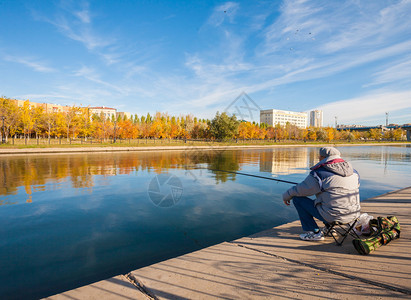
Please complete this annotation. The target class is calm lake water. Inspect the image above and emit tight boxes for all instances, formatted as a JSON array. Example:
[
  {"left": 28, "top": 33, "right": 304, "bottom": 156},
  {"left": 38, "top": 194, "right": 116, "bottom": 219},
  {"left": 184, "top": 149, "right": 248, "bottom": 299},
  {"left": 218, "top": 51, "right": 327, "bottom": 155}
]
[{"left": 1, "top": 145, "right": 410, "bottom": 299}]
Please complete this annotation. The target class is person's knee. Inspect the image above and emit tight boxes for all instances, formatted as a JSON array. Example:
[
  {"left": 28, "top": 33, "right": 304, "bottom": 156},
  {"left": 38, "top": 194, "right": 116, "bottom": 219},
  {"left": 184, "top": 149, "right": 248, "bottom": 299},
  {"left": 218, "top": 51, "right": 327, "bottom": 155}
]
[
  {"left": 292, "top": 196, "right": 311, "bottom": 208},
  {"left": 292, "top": 196, "right": 304, "bottom": 207}
]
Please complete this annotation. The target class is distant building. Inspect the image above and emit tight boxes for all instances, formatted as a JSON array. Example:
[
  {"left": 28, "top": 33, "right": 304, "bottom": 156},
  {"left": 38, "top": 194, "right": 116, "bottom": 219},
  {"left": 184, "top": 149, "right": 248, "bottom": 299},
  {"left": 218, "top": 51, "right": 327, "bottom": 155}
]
[
  {"left": 309, "top": 110, "right": 323, "bottom": 127},
  {"left": 260, "top": 109, "right": 308, "bottom": 128},
  {"left": 10, "top": 99, "right": 71, "bottom": 113},
  {"left": 88, "top": 106, "right": 117, "bottom": 119},
  {"left": 43, "top": 103, "right": 71, "bottom": 113},
  {"left": 116, "top": 111, "right": 131, "bottom": 120}
]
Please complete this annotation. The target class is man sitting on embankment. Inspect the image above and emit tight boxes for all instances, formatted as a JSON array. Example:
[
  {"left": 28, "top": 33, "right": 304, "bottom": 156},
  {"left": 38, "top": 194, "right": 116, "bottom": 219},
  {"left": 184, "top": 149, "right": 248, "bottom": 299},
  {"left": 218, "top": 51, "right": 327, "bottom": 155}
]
[{"left": 283, "top": 147, "right": 361, "bottom": 241}]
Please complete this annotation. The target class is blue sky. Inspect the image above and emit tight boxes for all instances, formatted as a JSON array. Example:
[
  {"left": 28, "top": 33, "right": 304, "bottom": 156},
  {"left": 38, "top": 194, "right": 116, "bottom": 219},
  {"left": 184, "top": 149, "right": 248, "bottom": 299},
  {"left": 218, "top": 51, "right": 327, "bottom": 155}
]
[{"left": 1, "top": 0, "right": 410, "bottom": 126}]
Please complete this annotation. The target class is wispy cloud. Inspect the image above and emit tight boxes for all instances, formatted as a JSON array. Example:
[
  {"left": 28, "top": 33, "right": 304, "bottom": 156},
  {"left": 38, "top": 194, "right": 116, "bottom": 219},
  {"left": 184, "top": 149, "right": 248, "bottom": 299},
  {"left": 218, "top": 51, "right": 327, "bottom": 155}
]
[
  {"left": 17, "top": 0, "right": 411, "bottom": 124},
  {"left": 207, "top": 2, "right": 239, "bottom": 27},
  {"left": 18, "top": 93, "right": 74, "bottom": 101},
  {"left": 73, "top": 66, "right": 126, "bottom": 94},
  {"left": 367, "top": 56, "right": 411, "bottom": 86},
  {"left": 317, "top": 90, "right": 411, "bottom": 125},
  {"left": 73, "top": 2, "right": 91, "bottom": 24},
  {"left": 173, "top": 0, "right": 411, "bottom": 120},
  {"left": 3, "top": 55, "right": 55, "bottom": 73},
  {"left": 51, "top": 14, "right": 113, "bottom": 50},
  {"left": 32, "top": 1, "right": 113, "bottom": 51}
]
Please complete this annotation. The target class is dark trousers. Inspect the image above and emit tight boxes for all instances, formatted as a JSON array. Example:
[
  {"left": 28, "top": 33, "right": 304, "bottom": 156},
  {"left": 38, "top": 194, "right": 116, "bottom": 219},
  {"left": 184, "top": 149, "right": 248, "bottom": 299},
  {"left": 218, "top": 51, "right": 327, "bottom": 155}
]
[{"left": 293, "top": 196, "right": 327, "bottom": 232}]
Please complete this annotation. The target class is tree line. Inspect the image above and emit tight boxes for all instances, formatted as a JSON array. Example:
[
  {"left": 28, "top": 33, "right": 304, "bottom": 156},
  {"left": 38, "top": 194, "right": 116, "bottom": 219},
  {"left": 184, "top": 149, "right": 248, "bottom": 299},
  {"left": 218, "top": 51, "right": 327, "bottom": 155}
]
[{"left": 0, "top": 97, "right": 406, "bottom": 143}]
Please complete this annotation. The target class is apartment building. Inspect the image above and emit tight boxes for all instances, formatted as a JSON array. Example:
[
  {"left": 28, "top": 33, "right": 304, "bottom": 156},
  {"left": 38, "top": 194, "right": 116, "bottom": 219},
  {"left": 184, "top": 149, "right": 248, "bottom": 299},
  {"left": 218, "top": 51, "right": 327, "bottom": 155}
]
[
  {"left": 309, "top": 110, "right": 323, "bottom": 127},
  {"left": 116, "top": 111, "right": 131, "bottom": 120},
  {"left": 7, "top": 99, "right": 130, "bottom": 119},
  {"left": 10, "top": 99, "right": 71, "bottom": 113},
  {"left": 260, "top": 109, "right": 308, "bottom": 128},
  {"left": 88, "top": 106, "right": 117, "bottom": 119}
]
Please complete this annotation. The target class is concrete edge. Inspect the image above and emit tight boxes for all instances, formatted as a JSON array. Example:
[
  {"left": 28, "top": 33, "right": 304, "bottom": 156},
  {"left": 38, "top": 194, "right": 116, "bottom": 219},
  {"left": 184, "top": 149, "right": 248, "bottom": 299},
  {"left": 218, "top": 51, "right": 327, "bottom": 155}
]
[
  {"left": 362, "top": 185, "right": 411, "bottom": 201},
  {"left": 1, "top": 142, "right": 409, "bottom": 155}
]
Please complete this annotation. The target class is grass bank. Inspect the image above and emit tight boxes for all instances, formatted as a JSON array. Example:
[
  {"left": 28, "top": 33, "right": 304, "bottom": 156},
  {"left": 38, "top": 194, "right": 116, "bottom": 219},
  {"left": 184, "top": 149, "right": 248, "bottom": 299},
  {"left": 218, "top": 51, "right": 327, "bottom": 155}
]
[
  {"left": 0, "top": 138, "right": 409, "bottom": 149},
  {"left": 0, "top": 140, "right": 409, "bottom": 155}
]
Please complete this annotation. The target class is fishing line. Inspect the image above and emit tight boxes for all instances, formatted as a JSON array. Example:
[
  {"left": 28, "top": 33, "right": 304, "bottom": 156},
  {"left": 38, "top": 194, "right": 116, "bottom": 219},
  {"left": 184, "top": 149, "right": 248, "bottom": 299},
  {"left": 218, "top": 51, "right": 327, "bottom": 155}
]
[{"left": 193, "top": 167, "right": 298, "bottom": 185}]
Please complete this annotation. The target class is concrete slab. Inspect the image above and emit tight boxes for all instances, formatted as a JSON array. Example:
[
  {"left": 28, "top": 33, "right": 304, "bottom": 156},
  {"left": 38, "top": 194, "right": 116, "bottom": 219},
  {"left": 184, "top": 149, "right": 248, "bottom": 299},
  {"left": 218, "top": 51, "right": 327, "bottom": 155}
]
[
  {"left": 131, "top": 241, "right": 407, "bottom": 299},
  {"left": 44, "top": 275, "right": 147, "bottom": 300},
  {"left": 129, "top": 187, "right": 411, "bottom": 299},
  {"left": 234, "top": 187, "right": 411, "bottom": 294}
]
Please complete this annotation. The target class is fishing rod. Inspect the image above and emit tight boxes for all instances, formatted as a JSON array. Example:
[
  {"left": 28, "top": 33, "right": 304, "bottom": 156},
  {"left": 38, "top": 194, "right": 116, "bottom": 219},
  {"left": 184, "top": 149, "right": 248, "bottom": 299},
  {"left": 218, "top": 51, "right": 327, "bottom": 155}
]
[{"left": 194, "top": 167, "right": 298, "bottom": 185}]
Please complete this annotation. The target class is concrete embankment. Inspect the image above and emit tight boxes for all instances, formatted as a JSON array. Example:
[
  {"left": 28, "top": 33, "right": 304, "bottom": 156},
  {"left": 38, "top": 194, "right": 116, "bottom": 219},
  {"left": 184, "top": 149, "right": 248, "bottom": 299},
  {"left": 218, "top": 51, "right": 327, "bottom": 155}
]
[
  {"left": 1, "top": 142, "right": 409, "bottom": 155},
  {"left": 46, "top": 187, "right": 411, "bottom": 299}
]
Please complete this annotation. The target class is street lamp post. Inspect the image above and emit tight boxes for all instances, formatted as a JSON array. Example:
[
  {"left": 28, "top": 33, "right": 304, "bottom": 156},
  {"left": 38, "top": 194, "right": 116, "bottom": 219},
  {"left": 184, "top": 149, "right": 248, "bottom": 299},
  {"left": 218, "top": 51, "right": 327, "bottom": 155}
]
[{"left": 1, "top": 116, "right": 5, "bottom": 144}]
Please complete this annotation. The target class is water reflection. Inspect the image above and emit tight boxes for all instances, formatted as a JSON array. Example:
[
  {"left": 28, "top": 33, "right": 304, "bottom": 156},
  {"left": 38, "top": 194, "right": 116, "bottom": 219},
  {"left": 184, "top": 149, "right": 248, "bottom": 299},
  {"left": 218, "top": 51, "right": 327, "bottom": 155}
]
[
  {"left": 1, "top": 146, "right": 411, "bottom": 206},
  {"left": 0, "top": 151, "right": 243, "bottom": 205},
  {"left": 0, "top": 146, "right": 410, "bottom": 299},
  {"left": 259, "top": 148, "right": 309, "bottom": 174}
]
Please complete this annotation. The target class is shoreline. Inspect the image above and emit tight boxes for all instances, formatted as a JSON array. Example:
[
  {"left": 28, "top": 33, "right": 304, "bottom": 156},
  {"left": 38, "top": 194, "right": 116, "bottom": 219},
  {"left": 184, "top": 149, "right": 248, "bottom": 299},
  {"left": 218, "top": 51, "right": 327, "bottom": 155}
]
[{"left": 0, "top": 142, "right": 409, "bottom": 155}]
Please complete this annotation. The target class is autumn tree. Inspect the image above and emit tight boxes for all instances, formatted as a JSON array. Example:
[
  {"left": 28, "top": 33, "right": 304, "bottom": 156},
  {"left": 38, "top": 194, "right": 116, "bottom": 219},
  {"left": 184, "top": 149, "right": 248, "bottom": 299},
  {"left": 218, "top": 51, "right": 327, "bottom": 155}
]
[
  {"left": 325, "top": 127, "right": 336, "bottom": 142},
  {"left": 31, "top": 106, "right": 44, "bottom": 140},
  {"left": 368, "top": 128, "right": 382, "bottom": 141},
  {"left": 20, "top": 100, "right": 34, "bottom": 141},
  {"left": 65, "top": 106, "right": 82, "bottom": 140},
  {"left": 42, "top": 111, "right": 57, "bottom": 142},
  {"left": 0, "top": 97, "right": 19, "bottom": 141}
]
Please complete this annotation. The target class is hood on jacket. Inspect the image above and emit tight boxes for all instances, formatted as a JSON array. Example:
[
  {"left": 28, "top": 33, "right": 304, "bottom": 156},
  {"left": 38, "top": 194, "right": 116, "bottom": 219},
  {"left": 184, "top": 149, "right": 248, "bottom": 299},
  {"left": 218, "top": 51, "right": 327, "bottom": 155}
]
[
  {"left": 311, "top": 155, "right": 354, "bottom": 177},
  {"left": 322, "top": 160, "right": 354, "bottom": 177}
]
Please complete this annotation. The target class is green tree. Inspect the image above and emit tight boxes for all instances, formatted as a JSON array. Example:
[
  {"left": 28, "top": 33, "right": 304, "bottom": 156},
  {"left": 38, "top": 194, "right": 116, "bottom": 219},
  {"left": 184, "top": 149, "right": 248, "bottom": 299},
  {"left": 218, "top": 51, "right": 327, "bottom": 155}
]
[
  {"left": 209, "top": 112, "right": 240, "bottom": 140},
  {"left": 316, "top": 128, "right": 327, "bottom": 141}
]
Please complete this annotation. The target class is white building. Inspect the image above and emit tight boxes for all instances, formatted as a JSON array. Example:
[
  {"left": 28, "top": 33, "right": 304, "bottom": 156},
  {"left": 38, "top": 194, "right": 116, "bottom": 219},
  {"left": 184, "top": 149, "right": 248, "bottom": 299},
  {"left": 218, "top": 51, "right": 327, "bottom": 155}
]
[
  {"left": 116, "top": 111, "right": 132, "bottom": 120},
  {"left": 260, "top": 109, "right": 308, "bottom": 128},
  {"left": 310, "top": 110, "right": 323, "bottom": 127},
  {"left": 88, "top": 106, "right": 117, "bottom": 119}
]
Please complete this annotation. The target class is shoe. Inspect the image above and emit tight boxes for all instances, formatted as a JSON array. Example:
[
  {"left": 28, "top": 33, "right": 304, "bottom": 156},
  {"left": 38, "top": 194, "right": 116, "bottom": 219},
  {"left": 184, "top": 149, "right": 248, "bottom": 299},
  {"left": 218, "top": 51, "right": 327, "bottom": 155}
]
[{"left": 300, "top": 231, "right": 325, "bottom": 241}]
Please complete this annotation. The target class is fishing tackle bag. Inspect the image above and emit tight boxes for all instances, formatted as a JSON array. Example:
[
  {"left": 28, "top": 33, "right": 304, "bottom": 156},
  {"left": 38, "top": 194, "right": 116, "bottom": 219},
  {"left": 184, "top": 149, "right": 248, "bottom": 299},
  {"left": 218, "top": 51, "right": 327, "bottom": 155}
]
[{"left": 352, "top": 216, "right": 400, "bottom": 255}]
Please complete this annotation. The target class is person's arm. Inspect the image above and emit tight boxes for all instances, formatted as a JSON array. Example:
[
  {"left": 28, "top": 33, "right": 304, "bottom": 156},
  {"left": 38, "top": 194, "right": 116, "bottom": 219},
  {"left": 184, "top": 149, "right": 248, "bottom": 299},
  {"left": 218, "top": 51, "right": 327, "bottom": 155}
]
[{"left": 282, "top": 174, "right": 321, "bottom": 206}]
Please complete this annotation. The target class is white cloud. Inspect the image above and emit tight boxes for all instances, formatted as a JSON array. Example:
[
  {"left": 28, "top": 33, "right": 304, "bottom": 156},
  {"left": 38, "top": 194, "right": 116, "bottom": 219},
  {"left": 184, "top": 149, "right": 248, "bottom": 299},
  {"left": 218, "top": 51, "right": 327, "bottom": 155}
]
[
  {"left": 207, "top": 2, "right": 239, "bottom": 27},
  {"left": 74, "top": 3, "right": 91, "bottom": 24},
  {"left": 367, "top": 57, "right": 411, "bottom": 86},
  {"left": 3, "top": 55, "right": 55, "bottom": 73},
  {"left": 316, "top": 90, "right": 411, "bottom": 125},
  {"left": 51, "top": 15, "right": 113, "bottom": 50},
  {"left": 73, "top": 66, "right": 126, "bottom": 94},
  {"left": 20, "top": 0, "right": 411, "bottom": 123},
  {"left": 169, "top": 0, "right": 411, "bottom": 121},
  {"left": 32, "top": 2, "right": 114, "bottom": 51}
]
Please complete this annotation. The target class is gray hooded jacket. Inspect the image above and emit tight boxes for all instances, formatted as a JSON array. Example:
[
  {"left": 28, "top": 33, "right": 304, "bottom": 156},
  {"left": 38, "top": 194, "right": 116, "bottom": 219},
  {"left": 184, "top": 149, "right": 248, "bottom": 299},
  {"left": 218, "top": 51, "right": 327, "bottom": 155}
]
[{"left": 283, "top": 154, "right": 361, "bottom": 223}]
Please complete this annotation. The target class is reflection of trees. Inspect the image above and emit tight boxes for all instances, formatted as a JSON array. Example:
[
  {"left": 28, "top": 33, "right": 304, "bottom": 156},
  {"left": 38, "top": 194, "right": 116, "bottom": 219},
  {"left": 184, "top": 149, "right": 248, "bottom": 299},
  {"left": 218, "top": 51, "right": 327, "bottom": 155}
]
[
  {"left": 2, "top": 147, "right": 406, "bottom": 206},
  {"left": 6, "top": 147, "right": 372, "bottom": 203},
  {"left": 208, "top": 152, "right": 240, "bottom": 183},
  {"left": 0, "top": 149, "right": 254, "bottom": 204}
]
